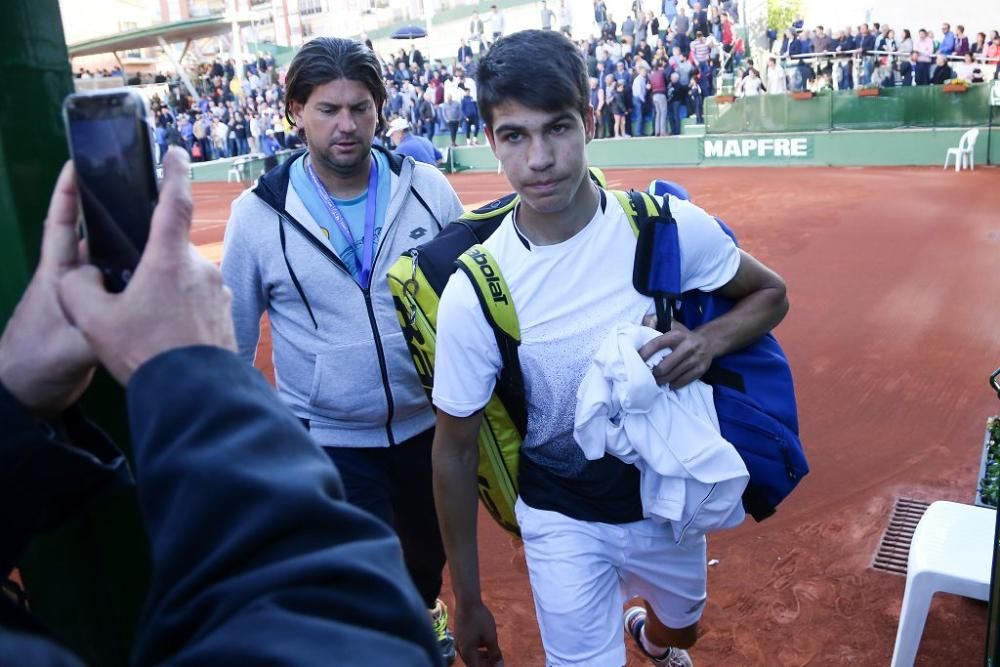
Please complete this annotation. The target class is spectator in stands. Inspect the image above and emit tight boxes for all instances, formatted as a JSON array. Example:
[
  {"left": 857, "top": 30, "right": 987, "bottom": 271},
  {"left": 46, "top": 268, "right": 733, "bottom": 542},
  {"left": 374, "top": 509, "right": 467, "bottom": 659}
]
[
  {"left": 603, "top": 12, "right": 618, "bottom": 40},
  {"left": 707, "top": 5, "right": 721, "bottom": 41},
  {"left": 872, "top": 24, "right": 886, "bottom": 52},
  {"left": 460, "top": 85, "right": 480, "bottom": 145},
  {"left": 469, "top": 10, "right": 485, "bottom": 53},
  {"left": 603, "top": 73, "right": 617, "bottom": 137},
  {"left": 594, "top": 0, "right": 608, "bottom": 26},
  {"left": 737, "top": 66, "right": 765, "bottom": 96},
  {"left": 896, "top": 28, "right": 914, "bottom": 80},
  {"left": 672, "top": 5, "right": 689, "bottom": 43},
  {"left": 260, "top": 128, "right": 280, "bottom": 172},
  {"left": 612, "top": 80, "right": 628, "bottom": 137},
  {"left": 971, "top": 32, "right": 987, "bottom": 59},
  {"left": 766, "top": 56, "right": 787, "bottom": 94},
  {"left": 696, "top": 58, "right": 715, "bottom": 103},
  {"left": 212, "top": 117, "right": 230, "bottom": 159},
  {"left": 954, "top": 53, "right": 977, "bottom": 80},
  {"left": 914, "top": 29, "right": 934, "bottom": 85},
  {"left": 858, "top": 23, "right": 876, "bottom": 85},
  {"left": 631, "top": 62, "right": 650, "bottom": 137},
  {"left": 882, "top": 29, "right": 897, "bottom": 55},
  {"left": 931, "top": 54, "right": 954, "bottom": 84},
  {"left": 540, "top": 0, "right": 555, "bottom": 30},
  {"left": 986, "top": 34, "right": 1000, "bottom": 63},
  {"left": 939, "top": 23, "right": 956, "bottom": 56},
  {"left": 442, "top": 93, "right": 462, "bottom": 147},
  {"left": 812, "top": 25, "right": 831, "bottom": 53},
  {"left": 636, "top": 37, "right": 654, "bottom": 64},
  {"left": 666, "top": 70, "right": 686, "bottom": 135},
  {"left": 692, "top": 2, "right": 709, "bottom": 40},
  {"left": 387, "top": 83, "right": 404, "bottom": 117},
  {"left": 688, "top": 69, "right": 704, "bottom": 124},
  {"left": 414, "top": 86, "right": 436, "bottom": 141},
  {"left": 488, "top": 4, "right": 505, "bottom": 45},
  {"left": 647, "top": 10, "right": 661, "bottom": 44},
  {"left": 778, "top": 27, "right": 793, "bottom": 58},
  {"left": 662, "top": 0, "right": 676, "bottom": 26},
  {"left": 721, "top": 11, "right": 737, "bottom": 71},
  {"left": 691, "top": 31, "right": 711, "bottom": 65},
  {"left": 232, "top": 111, "right": 250, "bottom": 155},
  {"left": 192, "top": 114, "right": 210, "bottom": 161},
  {"left": 457, "top": 38, "right": 473, "bottom": 63},
  {"left": 559, "top": 0, "right": 573, "bottom": 36},
  {"left": 635, "top": 9, "right": 649, "bottom": 44},
  {"left": 248, "top": 112, "right": 262, "bottom": 153},
  {"left": 409, "top": 44, "right": 425, "bottom": 71},
  {"left": 901, "top": 51, "right": 919, "bottom": 86},
  {"left": 788, "top": 29, "right": 811, "bottom": 90},
  {"left": 954, "top": 26, "right": 970, "bottom": 56},
  {"left": 649, "top": 61, "right": 668, "bottom": 136},
  {"left": 622, "top": 12, "right": 636, "bottom": 47},
  {"left": 179, "top": 114, "right": 194, "bottom": 151},
  {"left": 387, "top": 117, "right": 441, "bottom": 166}
]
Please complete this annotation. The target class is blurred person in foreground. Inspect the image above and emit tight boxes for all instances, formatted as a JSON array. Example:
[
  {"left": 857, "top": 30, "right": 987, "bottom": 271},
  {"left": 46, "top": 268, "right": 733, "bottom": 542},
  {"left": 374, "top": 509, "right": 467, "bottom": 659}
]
[{"left": 0, "top": 148, "right": 442, "bottom": 666}]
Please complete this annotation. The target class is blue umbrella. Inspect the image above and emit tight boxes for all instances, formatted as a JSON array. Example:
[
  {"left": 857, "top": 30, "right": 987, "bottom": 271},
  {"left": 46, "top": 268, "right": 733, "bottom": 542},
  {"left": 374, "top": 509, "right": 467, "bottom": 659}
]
[{"left": 391, "top": 25, "right": 427, "bottom": 39}]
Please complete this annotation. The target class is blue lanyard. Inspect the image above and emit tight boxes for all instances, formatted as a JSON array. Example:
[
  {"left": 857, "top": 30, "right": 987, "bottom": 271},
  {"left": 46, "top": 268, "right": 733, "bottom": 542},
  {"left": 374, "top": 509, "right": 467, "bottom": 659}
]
[{"left": 305, "top": 157, "right": 379, "bottom": 289}]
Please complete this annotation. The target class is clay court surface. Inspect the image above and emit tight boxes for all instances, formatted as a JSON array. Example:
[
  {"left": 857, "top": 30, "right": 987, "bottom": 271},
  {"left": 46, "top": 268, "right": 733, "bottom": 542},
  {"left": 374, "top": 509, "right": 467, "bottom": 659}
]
[{"left": 193, "top": 165, "right": 1000, "bottom": 666}]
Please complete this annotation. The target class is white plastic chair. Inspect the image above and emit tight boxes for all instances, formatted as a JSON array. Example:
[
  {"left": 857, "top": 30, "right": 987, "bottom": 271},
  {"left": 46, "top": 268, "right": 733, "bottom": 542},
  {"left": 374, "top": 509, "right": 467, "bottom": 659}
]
[
  {"left": 227, "top": 156, "right": 250, "bottom": 183},
  {"left": 943, "top": 128, "right": 979, "bottom": 172},
  {"left": 889, "top": 500, "right": 995, "bottom": 667}
]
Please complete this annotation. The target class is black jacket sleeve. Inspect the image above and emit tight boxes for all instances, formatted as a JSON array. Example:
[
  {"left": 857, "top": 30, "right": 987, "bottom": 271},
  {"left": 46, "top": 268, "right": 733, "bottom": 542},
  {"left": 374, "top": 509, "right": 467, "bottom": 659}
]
[
  {"left": 127, "top": 346, "right": 441, "bottom": 667},
  {"left": 0, "top": 382, "right": 130, "bottom": 578}
]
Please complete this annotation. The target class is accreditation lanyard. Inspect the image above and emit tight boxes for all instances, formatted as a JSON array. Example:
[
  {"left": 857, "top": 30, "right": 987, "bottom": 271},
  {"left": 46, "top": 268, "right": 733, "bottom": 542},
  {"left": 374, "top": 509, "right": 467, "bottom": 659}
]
[{"left": 305, "top": 157, "right": 379, "bottom": 289}]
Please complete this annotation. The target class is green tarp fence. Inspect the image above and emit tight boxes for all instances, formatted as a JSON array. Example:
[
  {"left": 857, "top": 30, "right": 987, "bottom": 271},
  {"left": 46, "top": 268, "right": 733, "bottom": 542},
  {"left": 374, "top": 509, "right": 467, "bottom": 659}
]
[{"left": 706, "top": 83, "right": 992, "bottom": 134}]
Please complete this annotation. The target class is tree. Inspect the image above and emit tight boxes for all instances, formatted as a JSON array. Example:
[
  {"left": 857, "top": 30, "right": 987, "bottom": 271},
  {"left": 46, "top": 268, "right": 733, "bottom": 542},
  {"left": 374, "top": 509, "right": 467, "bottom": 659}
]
[{"left": 766, "top": 0, "right": 801, "bottom": 32}]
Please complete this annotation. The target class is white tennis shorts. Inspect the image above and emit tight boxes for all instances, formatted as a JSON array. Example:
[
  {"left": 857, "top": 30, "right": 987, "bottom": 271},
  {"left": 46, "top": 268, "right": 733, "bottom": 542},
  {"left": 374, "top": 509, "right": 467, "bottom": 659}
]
[{"left": 514, "top": 498, "right": 707, "bottom": 667}]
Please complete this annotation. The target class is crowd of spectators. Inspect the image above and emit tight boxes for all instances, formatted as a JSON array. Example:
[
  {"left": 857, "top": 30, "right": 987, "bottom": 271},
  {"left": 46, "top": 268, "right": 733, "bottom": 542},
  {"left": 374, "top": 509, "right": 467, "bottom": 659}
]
[
  {"left": 77, "top": 52, "right": 300, "bottom": 166},
  {"left": 74, "top": 5, "right": 1000, "bottom": 163},
  {"left": 377, "top": 0, "right": 748, "bottom": 145},
  {"left": 761, "top": 18, "right": 1000, "bottom": 95}
]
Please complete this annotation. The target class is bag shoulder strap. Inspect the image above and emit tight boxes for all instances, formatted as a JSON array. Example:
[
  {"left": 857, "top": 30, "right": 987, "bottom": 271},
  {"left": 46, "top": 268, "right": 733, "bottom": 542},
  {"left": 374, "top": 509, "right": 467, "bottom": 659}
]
[
  {"left": 614, "top": 189, "right": 683, "bottom": 332},
  {"left": 461, "top": 192, "right": 519, "bottom": 222},
  {"left": 455, "top": 244, "right": 527, "bottom": 432}
]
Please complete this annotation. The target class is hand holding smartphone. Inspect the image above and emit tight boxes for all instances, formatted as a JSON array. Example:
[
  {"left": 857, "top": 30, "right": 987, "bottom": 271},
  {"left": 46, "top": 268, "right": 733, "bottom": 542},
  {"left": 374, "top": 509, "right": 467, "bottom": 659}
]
[{"left": 63, "top": 89, "right": 159, "bottom": 292}]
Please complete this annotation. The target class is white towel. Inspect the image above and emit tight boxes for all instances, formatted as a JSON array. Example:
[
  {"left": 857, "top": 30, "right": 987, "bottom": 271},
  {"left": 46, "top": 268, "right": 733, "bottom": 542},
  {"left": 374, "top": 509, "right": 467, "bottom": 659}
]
[{"left": 574, "top": 324, "right": 748, "bottom": 542}]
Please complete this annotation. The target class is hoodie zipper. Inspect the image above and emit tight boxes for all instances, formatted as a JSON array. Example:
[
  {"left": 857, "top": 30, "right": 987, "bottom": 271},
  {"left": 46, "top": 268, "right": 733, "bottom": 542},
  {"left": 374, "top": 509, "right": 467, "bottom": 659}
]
[{"left": 260, "top": 199, "right": 398, "bottom": 445}]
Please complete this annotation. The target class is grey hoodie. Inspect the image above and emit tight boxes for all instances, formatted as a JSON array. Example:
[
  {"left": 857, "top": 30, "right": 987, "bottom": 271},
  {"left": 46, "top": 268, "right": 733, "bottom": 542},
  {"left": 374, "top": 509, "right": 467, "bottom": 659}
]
[{"left": 222, "top": 146, "right": 464, "bottom": 447}]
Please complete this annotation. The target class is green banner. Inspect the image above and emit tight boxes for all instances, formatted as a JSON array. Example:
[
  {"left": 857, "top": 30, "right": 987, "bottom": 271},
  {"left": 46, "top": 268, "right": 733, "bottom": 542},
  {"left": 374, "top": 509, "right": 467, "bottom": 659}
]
[{"left": 701, "top": 135, "right": 814, "bottom": 161}]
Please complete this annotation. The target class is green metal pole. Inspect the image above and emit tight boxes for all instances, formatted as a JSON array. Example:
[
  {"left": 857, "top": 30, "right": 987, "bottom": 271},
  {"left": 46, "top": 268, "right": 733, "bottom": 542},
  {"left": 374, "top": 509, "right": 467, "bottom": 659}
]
[{"left": 2, "top": 3, "right": 150, "bottom": 665}]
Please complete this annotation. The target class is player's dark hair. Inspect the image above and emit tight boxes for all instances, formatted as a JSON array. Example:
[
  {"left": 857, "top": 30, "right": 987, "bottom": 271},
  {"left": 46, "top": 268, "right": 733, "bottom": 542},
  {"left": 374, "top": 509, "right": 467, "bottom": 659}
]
[
  {"left": 284, "top": 37, "right": 387, "bottom": 134},
  {"left": 476, "top": 30, "right": 589, "bottom": 129}
]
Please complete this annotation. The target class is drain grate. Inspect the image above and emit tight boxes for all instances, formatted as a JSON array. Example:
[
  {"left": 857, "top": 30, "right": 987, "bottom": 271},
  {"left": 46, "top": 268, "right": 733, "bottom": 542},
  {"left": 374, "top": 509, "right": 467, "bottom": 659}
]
[{"left": 872, "top": 498, "right": 931, "bottom": 575}]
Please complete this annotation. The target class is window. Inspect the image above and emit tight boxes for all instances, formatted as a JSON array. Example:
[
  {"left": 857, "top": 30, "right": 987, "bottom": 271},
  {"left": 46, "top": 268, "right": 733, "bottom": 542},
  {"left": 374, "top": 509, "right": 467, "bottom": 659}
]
[
  {"left": 120, "top": 21, "right": 141, "bottom": 57},
  {"left": 187, "top": 0, "right": 225, "bottom": 17},
  {"left": 299, "top": 0, "right": 323, "bottom": 16}
]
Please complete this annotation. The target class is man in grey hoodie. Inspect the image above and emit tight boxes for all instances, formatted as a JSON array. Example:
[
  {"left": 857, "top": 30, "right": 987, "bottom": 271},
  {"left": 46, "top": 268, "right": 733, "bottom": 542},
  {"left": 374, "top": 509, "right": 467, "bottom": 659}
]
[{"left": 221, "top": 37, "right": 464, "bottom": 665}]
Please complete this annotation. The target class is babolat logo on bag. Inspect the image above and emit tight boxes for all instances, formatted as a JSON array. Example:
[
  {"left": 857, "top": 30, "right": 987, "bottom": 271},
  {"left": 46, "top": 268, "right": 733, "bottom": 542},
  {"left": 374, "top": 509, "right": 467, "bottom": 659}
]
[{"left": 466, "top": 247, "right": 509, "bottom": 305}]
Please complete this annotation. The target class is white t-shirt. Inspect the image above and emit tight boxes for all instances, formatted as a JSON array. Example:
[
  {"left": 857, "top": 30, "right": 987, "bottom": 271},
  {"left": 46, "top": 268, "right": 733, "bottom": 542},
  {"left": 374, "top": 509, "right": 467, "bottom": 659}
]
[{"left": 433, "top": 191, "right": 740, "bottom": 478}]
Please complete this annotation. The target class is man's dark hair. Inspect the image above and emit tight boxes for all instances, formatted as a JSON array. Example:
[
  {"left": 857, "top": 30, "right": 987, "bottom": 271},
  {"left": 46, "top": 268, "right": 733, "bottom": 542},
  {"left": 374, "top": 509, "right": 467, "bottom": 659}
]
[
  {"left": 476, "top": 30, "right": 589, "bottom": 129},
  {"left": 284, "top": 37, "right": 387, "bottom": 133}
]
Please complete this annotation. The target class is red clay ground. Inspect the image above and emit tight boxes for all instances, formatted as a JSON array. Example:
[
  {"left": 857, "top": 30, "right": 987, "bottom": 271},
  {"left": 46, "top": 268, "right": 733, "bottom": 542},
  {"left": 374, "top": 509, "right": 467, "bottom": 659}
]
[{"left": 193, "top": 166, "right": 1000, "bottom": 666}]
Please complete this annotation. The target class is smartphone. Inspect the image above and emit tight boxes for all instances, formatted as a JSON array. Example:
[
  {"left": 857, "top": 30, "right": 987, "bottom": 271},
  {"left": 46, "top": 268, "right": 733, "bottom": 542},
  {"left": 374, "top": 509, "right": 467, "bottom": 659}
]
[{"left": 63, "top": 89, "right": 158, "bottom": 292}]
